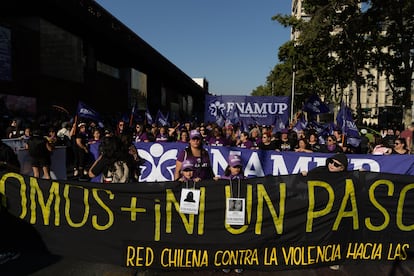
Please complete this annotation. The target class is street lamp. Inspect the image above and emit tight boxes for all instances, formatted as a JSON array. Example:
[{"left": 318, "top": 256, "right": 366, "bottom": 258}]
[{"left": 290, "top": 64, "right": 296, "bottom": 123}]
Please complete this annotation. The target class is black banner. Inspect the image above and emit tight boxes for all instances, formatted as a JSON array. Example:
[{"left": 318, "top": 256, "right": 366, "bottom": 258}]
[{"left": 1, "top": 171, "right": 414, "bottom": 271}]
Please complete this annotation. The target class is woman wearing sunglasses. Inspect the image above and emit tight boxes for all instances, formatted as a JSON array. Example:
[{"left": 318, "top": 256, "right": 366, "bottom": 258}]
[
  {"left": 320, "top": 135, "right": 344, "bottom": 153},
  {"left": 301, "top": 152, "right": 348, "bottom": 271},
  {"left": 391, "top": 138, "right": 410, "bottom": 154},
  {"left": 302, "top": 153, "right": 348, "bottom": 176}
]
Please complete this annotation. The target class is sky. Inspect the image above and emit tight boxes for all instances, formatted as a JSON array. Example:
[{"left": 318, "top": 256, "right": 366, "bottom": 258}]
[{"left": 94, "top": 0, "right": 292, "bottom": 96}]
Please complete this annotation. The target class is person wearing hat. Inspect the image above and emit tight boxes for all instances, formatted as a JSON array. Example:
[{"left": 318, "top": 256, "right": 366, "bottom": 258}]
[
  {"left": 174, "top": 129, "right": 214, "bottom": 181},
  {"left": 219, "top": 154, "right": 245, "bottom": 180},
  {"left": 302, "top": 153, "right": 348, "bottom": 177},
  {"left": 276, "top": 128, "right": 295, "bottom": 151},
  {"left": 301, "top": 152, "right": 348, "bottom": 271},
  {"left": 220, "top": 153, "right": 245, "bottom": 274},
  {"left": 177, "top": 159, "right": 200, "bottom": 182}
]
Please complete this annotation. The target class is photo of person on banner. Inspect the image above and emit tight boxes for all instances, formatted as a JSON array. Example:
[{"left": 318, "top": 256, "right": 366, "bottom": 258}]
[{"left": 229, "top": 199, "right": 243, "bottom": 211}]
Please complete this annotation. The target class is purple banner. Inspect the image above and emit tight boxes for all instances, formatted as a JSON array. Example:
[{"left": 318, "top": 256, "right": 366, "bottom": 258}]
[
  {"left": 204, "top": 95, "right": 290, "bottom": 127},
  {"left": 131, "top": 142, "right": 414, "bottom": 182}
]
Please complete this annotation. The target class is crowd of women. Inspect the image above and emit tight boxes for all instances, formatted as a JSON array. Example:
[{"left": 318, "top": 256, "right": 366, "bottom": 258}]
[{"left": 1, "top": 115, "right": 412, "bottom": 183}]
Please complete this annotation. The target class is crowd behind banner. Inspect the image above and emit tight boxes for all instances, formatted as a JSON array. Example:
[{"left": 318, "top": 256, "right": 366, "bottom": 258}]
[
  {"left": 132, "top": 143, "right": 414, "bottom": 181},
  {"left": 2, "top": 98, "right": 414, "bottom": 271},
  {"left": 1, "top": 170, "right": 414, "bottom": 270},
  {"left": 3, "top": 140, "right": 414, "bottom": 182},
  {"left": 1, "top": 98, "right": 413, "bottom": 182}
]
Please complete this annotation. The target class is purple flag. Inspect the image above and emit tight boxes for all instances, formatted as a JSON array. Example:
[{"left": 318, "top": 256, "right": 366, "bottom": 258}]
[
  {"left": 292, "top": 115, "right": 307, "bottom": 132},
  {"left": 336, "top": 103, "right": 360, "bottom": 146},
  {"left": 273, "top": 116, "right": 287, "bottom": 133},
  {"left": 216, "top": 108, "right": 226, "bottom": 127},
  {"left": 303, "top": 94, "right": 330, "bottom": 114},
  {"left": 145, "top": 109, "right": 153, "bottom": 125},
  {"left": 76, "top": 101, "right": 102, "bottom": 124},
  {"left": 227, "top": 106, "right": 240, "bottom": 125},
  {"left": 156, "top": 110, "right": 169, "bottom": 126}
]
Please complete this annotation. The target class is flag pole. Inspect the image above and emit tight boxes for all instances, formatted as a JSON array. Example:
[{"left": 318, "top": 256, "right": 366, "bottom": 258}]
[{"left": 290, "top": 65, "right": 296, "bottom": 124}]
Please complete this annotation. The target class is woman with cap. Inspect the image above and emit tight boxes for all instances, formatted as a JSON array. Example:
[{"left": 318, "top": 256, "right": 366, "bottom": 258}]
[
  {"left": 174, "top": 129, "right": 214, "bottom": 181},
  {"left": 177, "top": 159, "right": 200, "bottom": 183},
  {"left": 276, "top": 129, "right": 295, "bottom": 151},
  {"left": 220, "top": 154, "right": 245, "bottom": 180},
  {"left": 220, "top": 153, "right": 245, "bottom": 274},
  {"left": 301, "top": 152, "right": 348, "bottom": 271},
  {"left": 302, "top": 153, "right": 348, "bottom": 177}
]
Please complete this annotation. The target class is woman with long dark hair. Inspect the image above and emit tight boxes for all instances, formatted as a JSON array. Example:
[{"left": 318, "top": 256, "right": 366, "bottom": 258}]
[{"left": 88, "top": 135, "right": 130, "bottom": 183}]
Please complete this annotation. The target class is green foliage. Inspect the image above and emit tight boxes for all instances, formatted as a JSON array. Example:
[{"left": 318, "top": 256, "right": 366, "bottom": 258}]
[
  {"left": 252, "top": 0, "right": 413, "bottom": 125},
  {"left": 366, "top": 0, "right": 414, "bottom": 106}
]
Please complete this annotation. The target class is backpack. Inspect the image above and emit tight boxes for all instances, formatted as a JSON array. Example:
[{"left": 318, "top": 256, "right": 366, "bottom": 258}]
[{"left": 105, "top": 161, "right": 129, "bottom": 183}]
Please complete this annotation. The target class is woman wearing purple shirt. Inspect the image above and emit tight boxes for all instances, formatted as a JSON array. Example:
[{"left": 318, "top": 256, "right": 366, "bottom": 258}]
[
  {"left": 155, "top": 126, "right": 169, "bottom": 143},
  {"left": 208, "top": 127, "right": 228, "bottom": 146},
  {"left": 132, "top": 123, "right": 149, "bottom": 143},
  {"left": 236, "top": 131, "right": 253, "bottom": 149},
  {"left": 174, "top": 129, "right": 214, "bottom": 181}
]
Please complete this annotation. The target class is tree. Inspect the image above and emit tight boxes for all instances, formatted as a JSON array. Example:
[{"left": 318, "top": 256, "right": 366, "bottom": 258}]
[
  {"left": 272, "top": 1, "right": 376, "bottom": 124},
  {"left": 366, "top": 0, "right": 414, "bottom": 124},
  {"left": 272, "top": 13, "right": 337, "bottom": 113},
  {"left": 263, "top": 0, "right": 413, "bottom": 126}
]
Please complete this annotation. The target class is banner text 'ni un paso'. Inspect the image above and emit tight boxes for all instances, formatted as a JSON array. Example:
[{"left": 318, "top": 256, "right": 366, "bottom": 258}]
[{"left": 1, "top": 171, "right": 414, "bottom": 270}]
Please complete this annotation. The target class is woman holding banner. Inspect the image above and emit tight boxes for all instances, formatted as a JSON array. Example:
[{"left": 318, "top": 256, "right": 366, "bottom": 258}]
[
  {"left": 301, "top": 152, "right": 348, "bottom": 271},
  {"left": 302, "top": 152, "right": 348, "bottom": 177},
  {"left": 174, "top": 129, "right": 214, "bottom": 181}
]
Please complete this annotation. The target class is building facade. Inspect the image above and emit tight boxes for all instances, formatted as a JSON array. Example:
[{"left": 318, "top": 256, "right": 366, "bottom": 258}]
[
  {"left": 291, "top": 0, "right": 405, "bottom": 128},
  {"left": 0, "top": 0, "right": 208, "bottom": 123}
]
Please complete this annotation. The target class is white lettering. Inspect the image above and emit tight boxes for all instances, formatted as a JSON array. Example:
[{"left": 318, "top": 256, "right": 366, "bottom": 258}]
[
  {"left": 351, "top": 159, "right": 380, "bottom": 172},
  {"left": 270, "top": 155, "right": 289, "bottom": 176}
]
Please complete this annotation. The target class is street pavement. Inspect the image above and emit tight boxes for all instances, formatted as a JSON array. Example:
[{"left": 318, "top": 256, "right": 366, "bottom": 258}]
[{"left": 1, "top": 250, "right": 414, "bottom": 276}]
